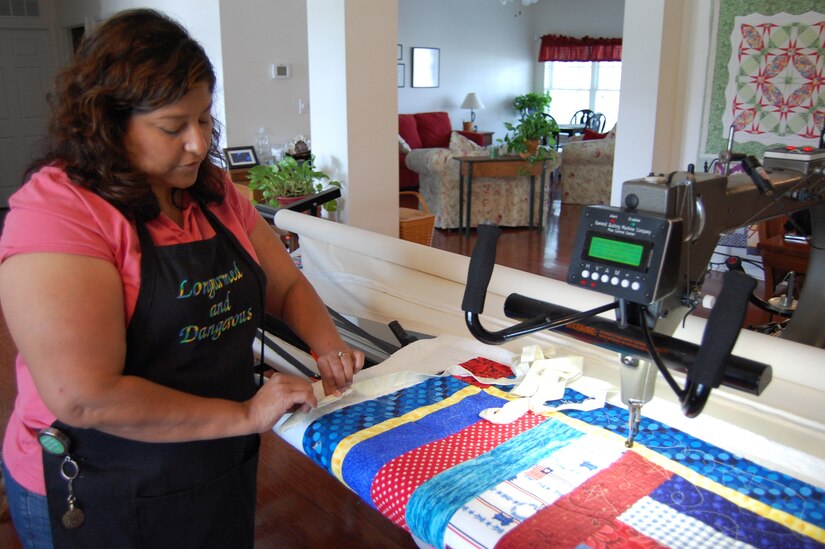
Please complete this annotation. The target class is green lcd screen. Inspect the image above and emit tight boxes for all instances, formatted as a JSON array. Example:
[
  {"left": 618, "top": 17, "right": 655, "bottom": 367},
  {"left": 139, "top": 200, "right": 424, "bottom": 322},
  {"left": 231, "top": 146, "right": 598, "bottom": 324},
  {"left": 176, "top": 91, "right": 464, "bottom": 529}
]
[{"left": 587, "top": 235, "right": 646, "bottom": 267}]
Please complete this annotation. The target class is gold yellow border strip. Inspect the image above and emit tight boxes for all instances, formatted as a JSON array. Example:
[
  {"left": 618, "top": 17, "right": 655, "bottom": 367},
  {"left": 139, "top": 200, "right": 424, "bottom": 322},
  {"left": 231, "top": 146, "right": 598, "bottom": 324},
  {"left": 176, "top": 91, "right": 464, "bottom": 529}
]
[{"left": 330, "top": 385, "right": 482, "bottom": 482}]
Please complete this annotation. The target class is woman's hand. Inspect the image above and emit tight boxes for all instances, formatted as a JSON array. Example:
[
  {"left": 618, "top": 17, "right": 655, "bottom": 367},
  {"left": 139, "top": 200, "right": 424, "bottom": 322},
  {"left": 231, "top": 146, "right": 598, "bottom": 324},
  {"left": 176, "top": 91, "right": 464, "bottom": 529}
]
[
  {"left": 244, "top": 373, "right": 317, "bottom": 432},
  {"left": 315, "top": 349, "right": 365, "bottom": 396},
  {"left": 246, "top": 217, "right": 365, "bottom": 397}
]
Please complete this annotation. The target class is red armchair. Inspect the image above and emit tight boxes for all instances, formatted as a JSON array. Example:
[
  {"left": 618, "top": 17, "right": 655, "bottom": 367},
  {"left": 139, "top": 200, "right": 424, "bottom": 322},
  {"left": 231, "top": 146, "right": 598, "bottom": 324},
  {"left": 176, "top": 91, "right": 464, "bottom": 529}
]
[{"left": 398, "top": 112, "right": 485, "bottom": 191}]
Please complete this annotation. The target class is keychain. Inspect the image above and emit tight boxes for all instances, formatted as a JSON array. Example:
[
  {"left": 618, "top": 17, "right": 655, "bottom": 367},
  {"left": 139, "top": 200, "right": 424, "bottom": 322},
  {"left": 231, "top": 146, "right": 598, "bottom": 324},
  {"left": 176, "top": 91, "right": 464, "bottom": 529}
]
[
  {"left": 38, "top": 427, "right": 85, "bottom": 529},
  {"left": 60, "top": 456, "right": 85, "bottom": 529}
]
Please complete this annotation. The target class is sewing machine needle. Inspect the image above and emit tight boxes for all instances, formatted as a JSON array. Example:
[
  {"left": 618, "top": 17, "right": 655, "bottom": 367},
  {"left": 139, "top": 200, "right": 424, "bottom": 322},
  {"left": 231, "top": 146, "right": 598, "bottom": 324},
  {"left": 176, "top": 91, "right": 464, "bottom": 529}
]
[{"left": 625, "top": 402, "right": 642, "bottom": 448}]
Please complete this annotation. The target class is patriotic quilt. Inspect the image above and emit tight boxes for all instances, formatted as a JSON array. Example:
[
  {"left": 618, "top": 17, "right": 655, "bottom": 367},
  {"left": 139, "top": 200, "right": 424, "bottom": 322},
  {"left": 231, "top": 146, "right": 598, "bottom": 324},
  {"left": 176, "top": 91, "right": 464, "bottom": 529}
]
[{"left": 296, "top": 357, "right": 825, "bottom": 548}]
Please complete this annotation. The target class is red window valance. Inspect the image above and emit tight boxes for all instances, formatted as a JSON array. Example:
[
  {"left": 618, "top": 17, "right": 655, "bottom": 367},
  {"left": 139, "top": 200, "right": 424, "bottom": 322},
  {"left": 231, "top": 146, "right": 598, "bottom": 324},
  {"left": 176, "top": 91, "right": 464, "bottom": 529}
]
[{"left": 538, "top": 34, "right": 622, "bottom": 62}]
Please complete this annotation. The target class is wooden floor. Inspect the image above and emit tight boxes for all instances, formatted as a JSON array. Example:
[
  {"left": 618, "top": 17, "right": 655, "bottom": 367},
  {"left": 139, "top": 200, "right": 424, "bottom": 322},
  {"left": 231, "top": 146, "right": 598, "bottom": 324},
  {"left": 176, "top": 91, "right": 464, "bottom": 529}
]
[{"left": 0, "top": 201, "right": 769, "bottom": 548}]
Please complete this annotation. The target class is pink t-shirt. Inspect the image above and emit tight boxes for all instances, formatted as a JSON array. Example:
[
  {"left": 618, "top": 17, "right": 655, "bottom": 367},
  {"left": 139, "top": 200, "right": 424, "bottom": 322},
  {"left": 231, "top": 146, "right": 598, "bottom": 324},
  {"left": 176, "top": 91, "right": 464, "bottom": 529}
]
[{"left": 0, "top": 165, "right": 262, "bottom": 495}]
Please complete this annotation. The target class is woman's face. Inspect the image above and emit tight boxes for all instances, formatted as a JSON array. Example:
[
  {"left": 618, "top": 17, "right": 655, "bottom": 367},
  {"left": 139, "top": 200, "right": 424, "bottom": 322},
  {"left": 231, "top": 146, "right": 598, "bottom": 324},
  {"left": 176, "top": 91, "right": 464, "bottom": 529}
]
[{"left": 123, "top": 82, "right": 213, "bottom": 194}]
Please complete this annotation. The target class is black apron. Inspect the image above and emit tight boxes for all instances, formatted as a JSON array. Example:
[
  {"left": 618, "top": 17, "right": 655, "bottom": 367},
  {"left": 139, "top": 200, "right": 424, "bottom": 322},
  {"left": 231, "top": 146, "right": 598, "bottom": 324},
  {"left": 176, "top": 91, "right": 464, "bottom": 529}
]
[{"left": 43, "top": 206, "right": 266, "bottom": 548}]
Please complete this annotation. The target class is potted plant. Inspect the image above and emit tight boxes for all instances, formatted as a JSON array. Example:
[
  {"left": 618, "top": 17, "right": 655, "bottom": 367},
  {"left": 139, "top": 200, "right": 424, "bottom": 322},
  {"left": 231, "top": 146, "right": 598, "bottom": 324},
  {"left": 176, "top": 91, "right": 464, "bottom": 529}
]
[
  {"left": 513, "top": 91, "right": 552, "bottom": 115},
  {"left": 501, "top": 111, "right": 558, "bottom": 162},
  {"left": 247, "top": 155, "right": 341, "bottom": 211}
]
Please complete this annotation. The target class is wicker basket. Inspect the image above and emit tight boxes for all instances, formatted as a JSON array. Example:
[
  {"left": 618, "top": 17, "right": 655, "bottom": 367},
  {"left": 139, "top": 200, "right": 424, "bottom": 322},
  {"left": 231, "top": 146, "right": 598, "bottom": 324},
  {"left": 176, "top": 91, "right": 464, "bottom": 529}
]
[{"left": 399, "top": 191, "right": 435, "bottom": 246}]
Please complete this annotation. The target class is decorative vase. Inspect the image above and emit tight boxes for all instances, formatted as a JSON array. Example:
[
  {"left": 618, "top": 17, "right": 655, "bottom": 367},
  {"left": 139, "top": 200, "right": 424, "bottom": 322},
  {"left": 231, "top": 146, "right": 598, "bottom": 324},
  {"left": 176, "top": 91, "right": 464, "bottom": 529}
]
[
  {"left": 277, "top": 195, "right": 305, "bottom": 207},
  {"left": 519, "top": 139, "right": 540, "bottom": 159},
  {"left": 463, "top": 121, "right": 474, "bottom": 132}
]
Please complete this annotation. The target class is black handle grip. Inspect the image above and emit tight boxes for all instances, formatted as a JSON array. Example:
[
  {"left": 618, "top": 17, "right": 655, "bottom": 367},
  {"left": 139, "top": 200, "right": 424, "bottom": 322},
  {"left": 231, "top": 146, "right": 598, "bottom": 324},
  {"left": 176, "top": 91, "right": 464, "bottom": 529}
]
[
  {"left": 742, "top": 156, "right": 775, "bottom": 195},
  {"left": 690, "top": 270, "right": 757, "bottom": 388},
  {"left": 461, "top": 224, "right": 501, "bottom": 314},
  {"left": 388, "top": 320, "right": 417, "bottom": 347},
  {"left": 504, "top": 293, "right": 770, "bottom": 396}
]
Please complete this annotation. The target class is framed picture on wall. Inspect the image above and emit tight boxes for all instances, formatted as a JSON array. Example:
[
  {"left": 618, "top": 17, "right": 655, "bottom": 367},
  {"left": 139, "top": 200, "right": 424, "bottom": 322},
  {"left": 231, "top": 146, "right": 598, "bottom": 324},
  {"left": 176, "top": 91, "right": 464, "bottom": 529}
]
[
  {"left": 411, "top": 47, "right": 439, "bottom": 88},
  {"left": 397, "top": 44, "right": 402, "bottom": 60},
  {"left": 223, "top": 146, "right": 259, "bottom": 169},
  {"left": 397, "top": 64, "right": 405, "bottom": 88}
]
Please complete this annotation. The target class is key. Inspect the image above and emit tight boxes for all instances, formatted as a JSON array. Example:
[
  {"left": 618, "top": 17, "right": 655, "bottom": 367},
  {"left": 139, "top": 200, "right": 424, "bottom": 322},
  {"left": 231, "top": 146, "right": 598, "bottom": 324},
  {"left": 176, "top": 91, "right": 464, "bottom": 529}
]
[{"left": 60, "top": 456, "right": 85, "bottom": 529}]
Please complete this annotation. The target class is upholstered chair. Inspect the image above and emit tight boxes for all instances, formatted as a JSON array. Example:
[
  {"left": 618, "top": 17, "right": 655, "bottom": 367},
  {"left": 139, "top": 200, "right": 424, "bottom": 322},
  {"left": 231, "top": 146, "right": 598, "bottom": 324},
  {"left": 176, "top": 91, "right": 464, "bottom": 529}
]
[
  {"left": 558, "top": 124, "right": 616, "bottom": 205},
  {"left": 406, "top": 132, "right": 560, "bottom": 229}
]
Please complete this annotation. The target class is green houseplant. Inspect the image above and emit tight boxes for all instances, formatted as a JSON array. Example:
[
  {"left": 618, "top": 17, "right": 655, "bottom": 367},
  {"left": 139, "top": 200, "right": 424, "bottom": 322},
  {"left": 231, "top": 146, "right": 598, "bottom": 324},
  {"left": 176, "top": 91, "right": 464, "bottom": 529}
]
[
  {"left": 501, "top": 111, "right": 558, "bottom": 162},
  {"left": 513, "top": 91, "right": 552, "bottom": 114},
  {"left": 247, "top": 155, "right": 341, "bottom": 211}
]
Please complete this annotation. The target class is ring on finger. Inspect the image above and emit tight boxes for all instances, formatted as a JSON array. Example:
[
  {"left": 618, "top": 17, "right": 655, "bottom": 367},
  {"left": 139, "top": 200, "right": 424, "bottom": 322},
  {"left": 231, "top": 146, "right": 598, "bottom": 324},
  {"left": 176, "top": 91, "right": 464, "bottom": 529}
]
[{"left": 337, "top": 351, "right": 345, "bottom": 358}]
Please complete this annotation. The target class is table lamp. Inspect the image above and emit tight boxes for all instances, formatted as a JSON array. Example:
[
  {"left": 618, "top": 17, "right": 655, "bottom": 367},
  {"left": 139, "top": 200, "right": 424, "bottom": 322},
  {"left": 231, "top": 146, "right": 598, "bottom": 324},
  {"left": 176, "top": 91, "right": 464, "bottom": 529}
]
[{"left": 461, "top": 92, "right": 485, "bottom": 131}]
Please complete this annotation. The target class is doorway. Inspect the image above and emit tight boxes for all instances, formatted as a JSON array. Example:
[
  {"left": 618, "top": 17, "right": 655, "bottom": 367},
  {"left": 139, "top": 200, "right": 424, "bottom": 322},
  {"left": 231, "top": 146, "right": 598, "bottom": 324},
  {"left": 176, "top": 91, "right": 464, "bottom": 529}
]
[{"left": 0, "top": 18, "right": 58, "bottom": 207}]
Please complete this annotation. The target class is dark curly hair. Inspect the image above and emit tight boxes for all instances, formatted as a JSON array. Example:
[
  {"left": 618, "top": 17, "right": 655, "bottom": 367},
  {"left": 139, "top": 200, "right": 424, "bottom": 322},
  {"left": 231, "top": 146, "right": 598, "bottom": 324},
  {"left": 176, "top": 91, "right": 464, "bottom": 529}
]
[{"left": 27, "top": 8, "right": 225, "bottom": 221}]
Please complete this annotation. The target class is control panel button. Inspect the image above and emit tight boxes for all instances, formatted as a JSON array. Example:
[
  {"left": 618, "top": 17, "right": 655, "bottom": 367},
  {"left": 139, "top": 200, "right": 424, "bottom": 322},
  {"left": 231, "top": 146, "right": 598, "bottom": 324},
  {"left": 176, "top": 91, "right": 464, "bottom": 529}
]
[
  {"left": 600, "top": 274, "right": 609, "bottom": 283},
  {"left": 611, "top": 276, "right": 619, "bottom": 285},
  {"left": 581, "top": 269, "right": 590, "bottom": 279},
  {"left": 631, "top": 281, "right": 641, "bottom": 291},
  {"left": 591, "top": 272, "right": 599, "bottom": 281},
  {"left": 621, "top": 279, "right": 629, "bottom": 288}
]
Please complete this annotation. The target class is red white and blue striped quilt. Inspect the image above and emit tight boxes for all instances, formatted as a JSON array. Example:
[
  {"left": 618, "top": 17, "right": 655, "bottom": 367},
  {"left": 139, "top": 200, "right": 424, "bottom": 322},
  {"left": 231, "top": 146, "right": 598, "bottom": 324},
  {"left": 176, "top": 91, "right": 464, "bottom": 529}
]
[{"left": 297, "top": 357, "right": 825, "bottom": 548}]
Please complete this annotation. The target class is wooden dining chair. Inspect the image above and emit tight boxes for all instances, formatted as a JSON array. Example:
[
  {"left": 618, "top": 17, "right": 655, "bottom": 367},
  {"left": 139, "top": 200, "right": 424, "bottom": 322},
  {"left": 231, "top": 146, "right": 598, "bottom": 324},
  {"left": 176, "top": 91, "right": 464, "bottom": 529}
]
[
  {"left": 589, "top": 112, "right": 607, "bottom": 132},
  {"left": 570, "top": 109, "right": 596, "bottom": 127},
  {"left": 541, "top": 113, "right": 561, "bottom": 150}
]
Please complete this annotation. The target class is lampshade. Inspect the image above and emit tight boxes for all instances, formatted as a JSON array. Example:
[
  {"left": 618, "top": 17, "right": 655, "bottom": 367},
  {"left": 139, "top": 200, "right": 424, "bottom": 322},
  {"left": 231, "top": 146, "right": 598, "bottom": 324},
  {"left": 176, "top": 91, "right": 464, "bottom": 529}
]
[{"left": 461, "top": 93, "right": 485, "bottom": 111}]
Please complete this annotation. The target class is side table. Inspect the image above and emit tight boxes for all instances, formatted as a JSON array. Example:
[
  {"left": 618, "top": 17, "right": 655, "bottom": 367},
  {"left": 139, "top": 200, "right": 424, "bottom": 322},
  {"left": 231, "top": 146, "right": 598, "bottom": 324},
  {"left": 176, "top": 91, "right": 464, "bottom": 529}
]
[
  {"left": 459, "top": 129, "right": 494, "bottom": 146},
  {"left": 453, "top": 155, "right": 548, "bottom": 237},
  {"left": 469, "top": 131, "right": 494, "bottom": 146}
]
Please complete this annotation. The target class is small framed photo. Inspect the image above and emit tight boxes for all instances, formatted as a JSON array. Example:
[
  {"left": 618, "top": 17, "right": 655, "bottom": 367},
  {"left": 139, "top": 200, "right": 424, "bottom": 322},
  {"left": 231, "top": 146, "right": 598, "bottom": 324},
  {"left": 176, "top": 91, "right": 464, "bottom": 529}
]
[
  {"left": 397, "top": 44, "right": 402, "bottom": 60},
  {"left": 397, "top": 64, "right": 405, "bottom": 87},
  {"left": 223, "top": 146, "right": 259, "bottom": 169}
]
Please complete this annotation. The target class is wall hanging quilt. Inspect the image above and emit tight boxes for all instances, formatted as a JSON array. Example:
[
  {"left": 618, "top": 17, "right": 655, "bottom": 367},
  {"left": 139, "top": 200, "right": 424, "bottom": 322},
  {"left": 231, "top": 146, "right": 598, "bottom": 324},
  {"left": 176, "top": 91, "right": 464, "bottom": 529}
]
[
  {"left": 703, "top": 0, "right": 825, "bottom": 159},
  {"left": 300, "top": 357, "right": 825, "bottom": 549}
]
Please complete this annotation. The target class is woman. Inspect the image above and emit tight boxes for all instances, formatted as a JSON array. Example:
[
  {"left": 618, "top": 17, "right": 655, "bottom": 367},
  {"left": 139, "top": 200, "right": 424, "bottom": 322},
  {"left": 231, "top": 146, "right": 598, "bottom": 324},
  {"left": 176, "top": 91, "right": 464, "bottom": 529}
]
[{"left": 0, "top": 9, "right": 363, "bottom": 548}]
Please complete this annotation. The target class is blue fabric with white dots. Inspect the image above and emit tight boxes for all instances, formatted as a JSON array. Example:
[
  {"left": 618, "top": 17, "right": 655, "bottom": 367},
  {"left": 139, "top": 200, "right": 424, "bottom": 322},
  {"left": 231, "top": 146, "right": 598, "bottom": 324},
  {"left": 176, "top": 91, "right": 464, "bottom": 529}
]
[
  {"left": 563, "top": 389, "right": 825, "bottom": 525},
  {"left": 302, "top": 376, "right": 468, "bottom": 468}
]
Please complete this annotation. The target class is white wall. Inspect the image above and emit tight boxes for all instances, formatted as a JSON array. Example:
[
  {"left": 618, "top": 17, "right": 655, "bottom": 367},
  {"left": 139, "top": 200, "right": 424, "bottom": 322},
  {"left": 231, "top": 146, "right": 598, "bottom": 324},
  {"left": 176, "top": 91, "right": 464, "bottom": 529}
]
[
  {"left": 397, "top": 0, "right": 533, "bottom": 139},
  {"left": 612, "top": 0, "right": 675, "bottom": 204},
  {"left": 307, "top": 0, "right": 398, "bottom": 235},
  {"left": 532, "top": 0, "right": 624, "bottom": 37},
  {"left": 53, "top": 0, "right": 226, "bottom": 143},
  {"left": 219, "top": 0, "right": 310, "bottom": 149},
  {"left": 612, "top": 0, "right": 720, "bottom": 206}
]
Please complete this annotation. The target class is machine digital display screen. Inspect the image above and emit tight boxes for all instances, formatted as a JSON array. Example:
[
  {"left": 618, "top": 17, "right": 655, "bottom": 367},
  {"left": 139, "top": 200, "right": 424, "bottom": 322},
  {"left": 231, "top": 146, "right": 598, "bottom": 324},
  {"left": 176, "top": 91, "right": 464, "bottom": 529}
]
[{"left": 586, "top": 234, "right": 647, "bottom": 268}]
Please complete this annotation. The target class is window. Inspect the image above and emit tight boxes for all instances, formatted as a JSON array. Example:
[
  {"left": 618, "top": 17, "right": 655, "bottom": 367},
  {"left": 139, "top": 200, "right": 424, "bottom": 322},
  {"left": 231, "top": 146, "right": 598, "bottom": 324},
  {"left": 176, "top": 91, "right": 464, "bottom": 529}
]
[{"left": 543, "top": 61, "right": 621, "bottom": 129}]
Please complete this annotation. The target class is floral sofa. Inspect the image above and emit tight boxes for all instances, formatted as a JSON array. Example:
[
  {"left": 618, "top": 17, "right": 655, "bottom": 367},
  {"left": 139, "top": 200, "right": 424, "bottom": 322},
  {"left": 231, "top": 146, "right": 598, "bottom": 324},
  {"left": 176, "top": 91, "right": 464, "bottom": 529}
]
[
  {"left": 405, "top": 132, "right": 561, "bottom": 229},
  {"left": 558, "top": 124, "right": 617, "bottom": 205},
  {"left": 398, "top": 112, "right": 484, "bottom": 192}
]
